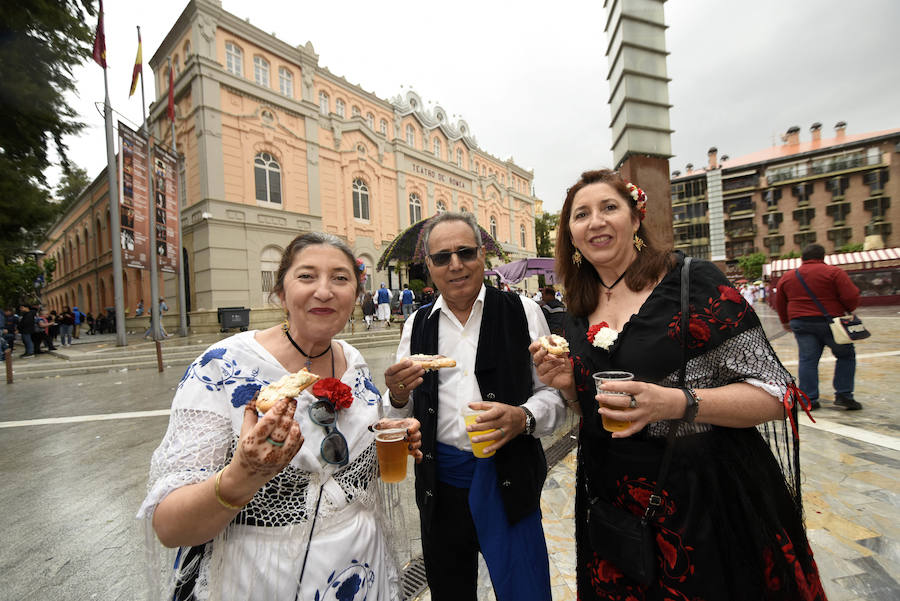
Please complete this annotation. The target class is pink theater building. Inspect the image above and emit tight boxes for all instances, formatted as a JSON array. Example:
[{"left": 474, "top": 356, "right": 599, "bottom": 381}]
[{"left": 40, "top": 0, "right": 541, "bottom": 329}]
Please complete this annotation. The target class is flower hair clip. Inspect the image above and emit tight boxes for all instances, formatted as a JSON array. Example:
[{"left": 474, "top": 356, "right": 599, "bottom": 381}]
[{"left": 625, "top": 182, "right": 648, "bottom": 221}]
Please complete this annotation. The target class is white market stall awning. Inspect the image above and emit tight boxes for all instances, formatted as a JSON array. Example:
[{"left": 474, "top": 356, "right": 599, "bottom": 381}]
[{"left": 764, "top": 247, "right": 900, "bottom": 277}]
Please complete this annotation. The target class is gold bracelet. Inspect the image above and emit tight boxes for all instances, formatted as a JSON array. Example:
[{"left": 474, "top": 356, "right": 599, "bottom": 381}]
[{"left": 214, "top": 468, "right": 248, "bottom": 511}]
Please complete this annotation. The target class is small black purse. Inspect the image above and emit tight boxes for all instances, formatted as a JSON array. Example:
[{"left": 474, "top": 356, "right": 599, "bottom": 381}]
[{"left": 584, "top": 257, "right": 691, "bottom": 586}]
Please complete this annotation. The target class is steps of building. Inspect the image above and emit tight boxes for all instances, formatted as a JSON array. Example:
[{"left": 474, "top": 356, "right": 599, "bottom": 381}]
[{"left": 8, "top": 328, "right": 402, "bottom": 380}]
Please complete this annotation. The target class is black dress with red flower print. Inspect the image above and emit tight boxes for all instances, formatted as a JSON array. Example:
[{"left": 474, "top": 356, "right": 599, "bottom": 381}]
[{"left": 564, "top": 253, "right": 827, "bottom": 601}]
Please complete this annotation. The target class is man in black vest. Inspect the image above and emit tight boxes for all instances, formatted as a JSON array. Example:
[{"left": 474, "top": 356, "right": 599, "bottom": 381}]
[{"left": 384, "top": 212, "right": 565, "bottom": 601}]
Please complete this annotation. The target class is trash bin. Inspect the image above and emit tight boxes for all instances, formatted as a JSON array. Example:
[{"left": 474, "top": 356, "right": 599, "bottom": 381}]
[{"left": 217, "top": 307, "right": 250, "bottom": 332}]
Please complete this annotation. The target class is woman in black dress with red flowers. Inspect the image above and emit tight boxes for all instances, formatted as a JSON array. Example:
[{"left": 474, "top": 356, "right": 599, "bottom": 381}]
[{"left": 530, "top": 170, "right": 826, "bottom": 600}]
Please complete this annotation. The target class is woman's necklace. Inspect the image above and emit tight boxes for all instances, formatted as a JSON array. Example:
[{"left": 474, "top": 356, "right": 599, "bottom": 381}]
[
  {"left": 598, "top": 268, "right": 629, "bottom": 302},
  {"left": 283, "top": 327, "right": 332, "bottom": 369}
]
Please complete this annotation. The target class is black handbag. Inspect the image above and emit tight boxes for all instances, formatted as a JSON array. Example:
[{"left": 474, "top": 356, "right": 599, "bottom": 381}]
[{"left": 584, "top": 257, "right": 691, "bottom": 586}]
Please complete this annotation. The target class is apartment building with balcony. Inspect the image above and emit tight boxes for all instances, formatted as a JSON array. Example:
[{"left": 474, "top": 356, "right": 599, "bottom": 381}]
[{"left": 670, "top": 122, "right": 899, "bottom": 262}]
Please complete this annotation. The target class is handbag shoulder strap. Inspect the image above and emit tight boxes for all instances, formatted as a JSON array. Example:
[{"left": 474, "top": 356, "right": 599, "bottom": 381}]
[
  {"left": 641, "top": 258, "right": 690, "bottom": 522},
  {"left": 793, "top": 269, "right": 833, "bottom": 320}
]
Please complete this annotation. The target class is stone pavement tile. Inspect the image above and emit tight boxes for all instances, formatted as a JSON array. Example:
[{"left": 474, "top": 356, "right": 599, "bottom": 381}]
[
  {"left": 833, "top": 556, "right": 900, "bottom": 601},
  {"left": 857, "top": 537, "right": 900, "bottom": 580}
]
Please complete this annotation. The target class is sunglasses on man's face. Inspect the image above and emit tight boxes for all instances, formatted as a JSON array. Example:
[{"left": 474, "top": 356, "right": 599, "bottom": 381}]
[
  {"left": 427, "top": 246, "right": 480, "bottom": 267},
  {"left": 308, "top": 398, "right": 349, "bottom": 466}
]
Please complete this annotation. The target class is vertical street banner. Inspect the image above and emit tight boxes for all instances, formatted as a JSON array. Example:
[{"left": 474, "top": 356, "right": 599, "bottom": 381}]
[
  {"left": 153, "top": 144, "right": 180, "bottom": 273},
  {"left": 117, "top": 122, "right": 150, "bottom": 269}
]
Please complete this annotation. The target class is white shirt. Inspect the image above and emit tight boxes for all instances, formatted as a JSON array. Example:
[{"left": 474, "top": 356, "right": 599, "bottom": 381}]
[{"left": 389, "top": 285, "right": 565, "bottom": 451}]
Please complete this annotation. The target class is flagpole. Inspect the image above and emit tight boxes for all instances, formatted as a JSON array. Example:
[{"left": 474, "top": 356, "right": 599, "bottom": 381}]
[
  {"left": 95, "top": 0, "right": 127, "bottom": 347},
  {"left": 140, "top": 31, "right": 161, "bottom": 343},
  {"left": 104, "top": 69, "right": 127, "bottom": 347},
  {"left": 169, "top": 56, "right": 189, "bottom": 337}
]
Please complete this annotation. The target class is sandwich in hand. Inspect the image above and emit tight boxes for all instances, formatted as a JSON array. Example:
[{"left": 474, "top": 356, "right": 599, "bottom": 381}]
[
  {"left": 407, "top": 354, "right": 457, "bottom": 371},
  {"left": 256, "top": 368, "right": 320, "bottom": 413},
  {"left": 539, "top": 334, "right": 569, "bottom": 356}
]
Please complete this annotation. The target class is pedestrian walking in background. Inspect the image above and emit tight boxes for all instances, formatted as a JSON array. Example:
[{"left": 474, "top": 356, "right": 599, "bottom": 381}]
[
  {"left": 17, "top": 305, "right": 36, "bottom": 357},
  {"left": 35, "top": 309, "right": 56, "bottom": 352},
  {"left": 400, "top": 283, "right": 415, "bottom": 320},
  {"left": 376, "top": 282, "right": 392, "bottom": 327},
  {"left": 776, "top": 243, "right": 862, "bottom": 411},
  {"left": 135, "top": 299, "right": 145, "bottom": 317},
  {"left": 72, "top": 306, "right": 83, "bottom": 338},
  {"left": 1, "top": 308, "right": 16, "bottom": 354},
  {"left": 48, "top": 310, "right": 60, "bottom": 347},
  {"left": 362, "top": 291, "right": 376, "bottom": 329},
  {"left": 539, "top": 286, "right": 567, "bottom": 335},
  {"left": 59, "top": 306, "right": 75, "bottom": 346}
]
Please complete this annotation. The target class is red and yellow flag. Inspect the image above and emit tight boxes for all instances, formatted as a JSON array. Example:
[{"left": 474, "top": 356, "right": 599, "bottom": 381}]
[
  {"left": 129, "top": 29, "right": 143, "bottom": 97},
  {"left": 92, "top": 0, "right": 106, "bottom": 68},
  {"left": 167, "top": 62, "right": 175, "bottom": 121}
]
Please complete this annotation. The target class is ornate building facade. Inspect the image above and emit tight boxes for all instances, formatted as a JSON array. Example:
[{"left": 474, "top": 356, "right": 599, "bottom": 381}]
[{"left": 40, "top": 0, "right": 540, "bottom": 318}]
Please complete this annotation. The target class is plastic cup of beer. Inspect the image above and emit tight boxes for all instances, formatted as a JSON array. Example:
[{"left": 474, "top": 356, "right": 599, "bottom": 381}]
[
  {"left": 463, "top": 405, "right": 497, "bottom": 458},
  {"left": 375, "top": 424, "right": 408, "bottom": 483},
  {"left": 592, "top": 371, "right": 634, "bottom": 433}
]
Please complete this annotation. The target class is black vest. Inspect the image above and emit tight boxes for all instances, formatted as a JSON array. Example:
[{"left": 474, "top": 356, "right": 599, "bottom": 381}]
[{"left": 410, "top": 286, "right": 548, "bottom": 528}]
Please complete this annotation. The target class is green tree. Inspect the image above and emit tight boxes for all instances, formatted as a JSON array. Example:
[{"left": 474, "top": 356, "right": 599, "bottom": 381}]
[
  {"left": 0, "top": 0, "right": 95, "bottom": 259},
  {"left": 535, "top": 212, "right": 559, "bottom": 257},
  {"left": 54, "top": 163, "right": 91, "bottom": 214},
  {"left": 837, "top": 242, "right": 864, "bottom": 253},
  {"left": 0, "top": 256, "right": 57, "bottom": 308},
  {"left": 737, "top": 252, "right": 767, "bottom": 280}
]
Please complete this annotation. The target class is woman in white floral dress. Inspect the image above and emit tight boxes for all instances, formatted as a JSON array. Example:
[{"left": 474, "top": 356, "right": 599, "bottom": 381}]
[{"left": 139, "top": 233, "right": 422, "bottom": 601}]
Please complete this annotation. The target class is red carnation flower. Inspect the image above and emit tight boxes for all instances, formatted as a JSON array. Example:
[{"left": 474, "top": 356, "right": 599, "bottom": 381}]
[
  {"left": 717, "top": 285, "right": 743, "bottom": 304},
  {"left": 312, "top": 377, "right": 354, "bottom": 410},
  {"left": 586, "top": 321, "right": 609, "bottom": 344}
]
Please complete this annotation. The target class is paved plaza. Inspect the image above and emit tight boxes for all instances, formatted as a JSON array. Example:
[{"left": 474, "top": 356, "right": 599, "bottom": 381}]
[{"left": 1, "top": 304, "right": 898, "bottom": 600}]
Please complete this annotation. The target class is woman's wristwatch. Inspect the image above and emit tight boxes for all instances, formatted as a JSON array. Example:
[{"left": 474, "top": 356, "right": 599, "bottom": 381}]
[{"left": 681, "top": 387, "right": 701, "bottom": 423}]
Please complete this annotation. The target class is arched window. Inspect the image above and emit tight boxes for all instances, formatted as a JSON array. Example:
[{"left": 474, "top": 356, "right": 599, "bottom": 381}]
[
  {"left": 95, "top": 218, "right": 102, "bottom": 255},
  {"left": 174, "top": 54, "right": 181, "bottom": 75},
  {"left": 520, "top": 224, "right": 527, "bottom": 247},
  {"left": 409, "top": 193, "right": 422, "bottom": 223},
  {"left": 380, "top": 119, "right": 388, "bottom": 136},
  {"left": 433, "top": 137, "right": 441, "bottom": 158},
  {"left": 253, "top": 56, "right": 269, "bottom": 87},
  {"left": 351, "top": 105, "right": 361, "bottom": 118},
  {"left": 254, "top": 152, "right": 282, "bottom": 204},
  {"left": 84, "top": 226, "right": 90, "bottom": 260},
  {"left": 225, "top": 42, "right": 243, "bottom": 76},
  {"left": 406, "top": 124, "right": 415, "bottom": 147},
  {"left": 319, "top": 91, "right": 329, "bottom": 115},
  {"left": 352, "top": 179, "right": 370, "bottom": 220},
  {"left": 457, "top": 148, "right": 463, "bottom": 168},
  {"left": 366, "top": 113, "right": 375, "bottom": 130},
  {"left": 336, "top": 98, "right": 345, "bottom": 118},
  {"left": 436, "top": 200, "right": 447, "bottom": 214},
  {"left": 490, "top": 216, "right": 497, "bottom": 239},
  {"left": 278, "top": 67, "right": 293, "bottom": 97},
  {"left": 460, "top": 205, "right": 470, "bottom": 213},
  {"left": 183, "top": 41, "right": 191, "bottom": 57},
  {"left": 481, "top": 165, "right": 486, "bottom": 176},
  {"left": 260, "top": 245, "right": 282, "bottom": 299}
]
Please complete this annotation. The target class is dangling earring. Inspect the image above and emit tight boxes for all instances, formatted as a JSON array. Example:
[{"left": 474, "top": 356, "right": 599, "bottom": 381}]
[
  {"left": 281, "top": 314, "right": 289, "bottom": 334},
  {"left": 572, "top": 248, "right": 583, "bottom": 266},
  {"left": 633, "top": 233, "right": 645, "bottom": 252}
]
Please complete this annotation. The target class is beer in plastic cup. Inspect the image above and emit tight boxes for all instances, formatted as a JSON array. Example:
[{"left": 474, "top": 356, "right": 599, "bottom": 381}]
[
  {"left": 592, "top": 371, "right": 635, "bottom": 433},
  {"left": 375, "top": 427, "right": 408, "bottom": 483},
  {"left": 463, "top": 406, "right": 497, "bottom": 458}
]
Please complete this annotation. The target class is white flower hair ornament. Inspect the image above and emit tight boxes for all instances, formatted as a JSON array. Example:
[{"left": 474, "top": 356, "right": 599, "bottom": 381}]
[{"left": 625, "top": 182, "right": 648, "bottom": 221}]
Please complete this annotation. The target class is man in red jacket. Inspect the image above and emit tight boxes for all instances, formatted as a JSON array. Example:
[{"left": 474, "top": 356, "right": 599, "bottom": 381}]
[{"left": 775, "top": 244, "right": 862, "bottom": 410}]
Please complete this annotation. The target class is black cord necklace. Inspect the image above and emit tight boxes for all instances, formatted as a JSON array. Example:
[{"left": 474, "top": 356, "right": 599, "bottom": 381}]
[
  {"left": 283, "top": 327, "right": 332, "bottom": 369},
  {"left": 598, "top": 269, "right": 628, "bottom": 302}
]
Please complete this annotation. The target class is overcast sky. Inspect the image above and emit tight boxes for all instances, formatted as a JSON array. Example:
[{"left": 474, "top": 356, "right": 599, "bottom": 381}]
[{"left": 56, "top": 0, "right": 900, "bottom": 213}]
